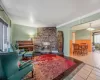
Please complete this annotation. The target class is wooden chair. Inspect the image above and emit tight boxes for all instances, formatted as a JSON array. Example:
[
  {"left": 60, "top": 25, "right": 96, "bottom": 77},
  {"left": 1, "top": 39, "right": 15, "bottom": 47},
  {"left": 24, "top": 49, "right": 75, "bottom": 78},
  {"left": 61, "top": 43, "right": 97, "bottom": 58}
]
[
  {"left": 81, "top": 43, "right": 88, "bottom": 55},
  {"left": 73, "top": 43, "right": 82, "bottom": 55}
]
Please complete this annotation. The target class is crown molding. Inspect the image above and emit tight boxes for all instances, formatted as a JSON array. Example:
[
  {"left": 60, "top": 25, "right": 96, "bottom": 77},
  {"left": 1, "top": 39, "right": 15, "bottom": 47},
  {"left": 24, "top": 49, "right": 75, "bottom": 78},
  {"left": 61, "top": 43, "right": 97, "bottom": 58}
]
[{"left": 57, "top": 9, "right": 100, "bottom": 28}]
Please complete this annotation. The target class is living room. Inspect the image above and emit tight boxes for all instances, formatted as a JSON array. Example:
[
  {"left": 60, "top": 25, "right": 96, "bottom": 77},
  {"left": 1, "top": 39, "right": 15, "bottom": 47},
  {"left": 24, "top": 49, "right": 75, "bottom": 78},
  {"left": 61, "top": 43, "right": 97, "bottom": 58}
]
[{"left": 1, "top": 0, "right": 100, "bottom": 80}]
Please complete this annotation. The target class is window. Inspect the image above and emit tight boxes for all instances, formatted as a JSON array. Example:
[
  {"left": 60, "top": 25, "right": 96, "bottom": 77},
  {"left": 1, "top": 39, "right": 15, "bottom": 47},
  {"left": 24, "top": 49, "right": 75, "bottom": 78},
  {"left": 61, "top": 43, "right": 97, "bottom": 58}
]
[
  {"left": 0, "top": 22, "right": 3, "bottom": 51},
  {"left": 94, "top": 33, "right": 100, "bottom": 44},
  {"left": 0, "top": 18, "right": 8, "bottom": 52}
]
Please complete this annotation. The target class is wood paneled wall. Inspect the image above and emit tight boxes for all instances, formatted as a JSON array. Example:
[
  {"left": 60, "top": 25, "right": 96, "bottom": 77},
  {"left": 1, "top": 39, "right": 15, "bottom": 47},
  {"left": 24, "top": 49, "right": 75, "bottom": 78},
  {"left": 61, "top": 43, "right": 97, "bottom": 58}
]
[{"left": 70, "top": 40, "right": 92, "bottom": 55}]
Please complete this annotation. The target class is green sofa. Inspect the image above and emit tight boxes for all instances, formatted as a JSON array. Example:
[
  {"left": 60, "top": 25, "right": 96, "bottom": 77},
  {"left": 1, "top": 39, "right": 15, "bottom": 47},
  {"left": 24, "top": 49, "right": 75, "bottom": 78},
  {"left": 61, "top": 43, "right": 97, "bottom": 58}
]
[{"left": 0, "top": 52, "right": 33, "bottom": 80}]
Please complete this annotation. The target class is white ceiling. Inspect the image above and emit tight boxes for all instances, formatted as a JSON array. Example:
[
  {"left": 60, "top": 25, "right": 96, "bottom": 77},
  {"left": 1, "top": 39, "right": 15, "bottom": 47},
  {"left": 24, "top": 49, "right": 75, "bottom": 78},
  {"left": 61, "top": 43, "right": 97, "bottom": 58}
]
[
  {"left": 72, "top": 19, "right": 100, "bottom": 31},
  {"left": 1, "top": 0, "right": 100, "bottom": 27}
]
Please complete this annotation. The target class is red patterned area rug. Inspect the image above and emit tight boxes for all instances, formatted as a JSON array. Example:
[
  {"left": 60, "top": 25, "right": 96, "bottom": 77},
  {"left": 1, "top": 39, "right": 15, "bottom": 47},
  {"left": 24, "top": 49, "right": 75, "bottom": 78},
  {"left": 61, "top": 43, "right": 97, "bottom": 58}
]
[{"left": 24, "top": 54, "right": 83, "bottom": 80}]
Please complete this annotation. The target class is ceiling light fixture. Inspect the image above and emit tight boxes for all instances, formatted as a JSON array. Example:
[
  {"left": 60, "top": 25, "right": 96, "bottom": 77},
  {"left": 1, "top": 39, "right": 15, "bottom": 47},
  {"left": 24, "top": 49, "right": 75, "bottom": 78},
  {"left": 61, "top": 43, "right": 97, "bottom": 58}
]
[
  {"left": 87, "top": 27, "right": 95, "bottom": 31},
  {"left": 87, "top": 23, "right": 95, "bottom": 31}
]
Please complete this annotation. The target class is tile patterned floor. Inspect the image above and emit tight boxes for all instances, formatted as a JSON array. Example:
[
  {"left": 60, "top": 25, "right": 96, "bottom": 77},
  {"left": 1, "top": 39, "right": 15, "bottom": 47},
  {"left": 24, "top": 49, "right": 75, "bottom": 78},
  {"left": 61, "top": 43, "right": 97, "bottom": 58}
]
[
  {"left": 71, "top": 51, "right": 100, "bottom": 69},
  {"left": 70, "top": 64, "right": 100, "bottom": 80}
]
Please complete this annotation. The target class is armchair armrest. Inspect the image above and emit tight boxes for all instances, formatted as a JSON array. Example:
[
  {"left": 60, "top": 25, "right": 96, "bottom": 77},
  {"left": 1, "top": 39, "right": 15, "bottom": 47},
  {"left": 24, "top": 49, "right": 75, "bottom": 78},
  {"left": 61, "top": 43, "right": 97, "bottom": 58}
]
[
  {"left": 19, "top": 60, "right": 32, "bottom": 70},
  {"left": 0, "top": 49, "right": 3, "bottom": 52}
]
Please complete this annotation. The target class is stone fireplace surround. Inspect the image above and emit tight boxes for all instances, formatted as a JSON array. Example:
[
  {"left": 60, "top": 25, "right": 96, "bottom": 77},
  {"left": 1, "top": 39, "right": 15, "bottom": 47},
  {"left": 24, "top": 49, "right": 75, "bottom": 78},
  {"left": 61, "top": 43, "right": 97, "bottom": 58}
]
[{"left": 34, "top": 27, "right": 58, "bottom": 51}]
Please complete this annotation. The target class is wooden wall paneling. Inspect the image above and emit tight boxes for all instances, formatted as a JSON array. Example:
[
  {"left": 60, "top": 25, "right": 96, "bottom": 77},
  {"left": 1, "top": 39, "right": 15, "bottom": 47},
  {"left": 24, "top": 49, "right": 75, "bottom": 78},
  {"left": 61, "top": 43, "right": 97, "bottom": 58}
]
[{"left": 70, "top": 40, "right": 92, "bottom": 55}]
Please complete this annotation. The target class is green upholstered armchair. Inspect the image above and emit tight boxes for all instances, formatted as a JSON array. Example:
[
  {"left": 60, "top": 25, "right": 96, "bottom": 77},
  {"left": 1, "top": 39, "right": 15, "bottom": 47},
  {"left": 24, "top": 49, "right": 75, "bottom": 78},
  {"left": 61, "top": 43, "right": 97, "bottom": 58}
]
[
  {"left": 0, "top": 52, "right": 33, "bottom": 80},
  {"left": 10, "top": 44, "right": 34, "bottom": 60},
  {"left": 8, "top": 44, "right": 25, "bottom": 60}
]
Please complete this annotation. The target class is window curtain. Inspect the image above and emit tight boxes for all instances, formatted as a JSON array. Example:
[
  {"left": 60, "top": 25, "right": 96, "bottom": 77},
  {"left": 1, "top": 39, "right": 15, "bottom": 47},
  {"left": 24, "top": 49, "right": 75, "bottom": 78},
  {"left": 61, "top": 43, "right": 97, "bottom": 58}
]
[{"left": 0, "top": 18, "right": 8, "bottom": 52}]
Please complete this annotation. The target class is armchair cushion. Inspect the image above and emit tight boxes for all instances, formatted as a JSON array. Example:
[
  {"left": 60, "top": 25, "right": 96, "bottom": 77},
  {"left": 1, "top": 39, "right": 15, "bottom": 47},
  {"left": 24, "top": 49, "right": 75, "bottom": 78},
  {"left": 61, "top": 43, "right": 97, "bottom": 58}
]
[
  {"left": 24, "top": 51, "right": 33, "bottom": 57},
  {"left": 0, "top": 53, "right": 19, "bottom": 78},
  {"left": 8, "top": 64, "right": 33, "bottom": 80}
]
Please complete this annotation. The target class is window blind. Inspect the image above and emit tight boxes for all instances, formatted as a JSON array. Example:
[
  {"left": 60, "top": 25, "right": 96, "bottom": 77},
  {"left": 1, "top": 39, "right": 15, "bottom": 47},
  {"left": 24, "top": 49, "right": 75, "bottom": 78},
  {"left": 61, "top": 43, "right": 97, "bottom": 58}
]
[
  {"left": 0, "top": 18, "right": 8, "bottom": 52},
  {"left": 0, "top": 22, "right": 3, "bottom": 51}
]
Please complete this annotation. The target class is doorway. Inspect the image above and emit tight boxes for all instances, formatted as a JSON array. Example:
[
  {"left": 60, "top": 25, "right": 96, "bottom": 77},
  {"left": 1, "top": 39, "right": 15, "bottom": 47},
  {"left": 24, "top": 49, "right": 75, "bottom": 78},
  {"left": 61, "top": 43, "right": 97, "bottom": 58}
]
[{"left": 70, "top": 19, "right": 100, "bottom": 68}]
